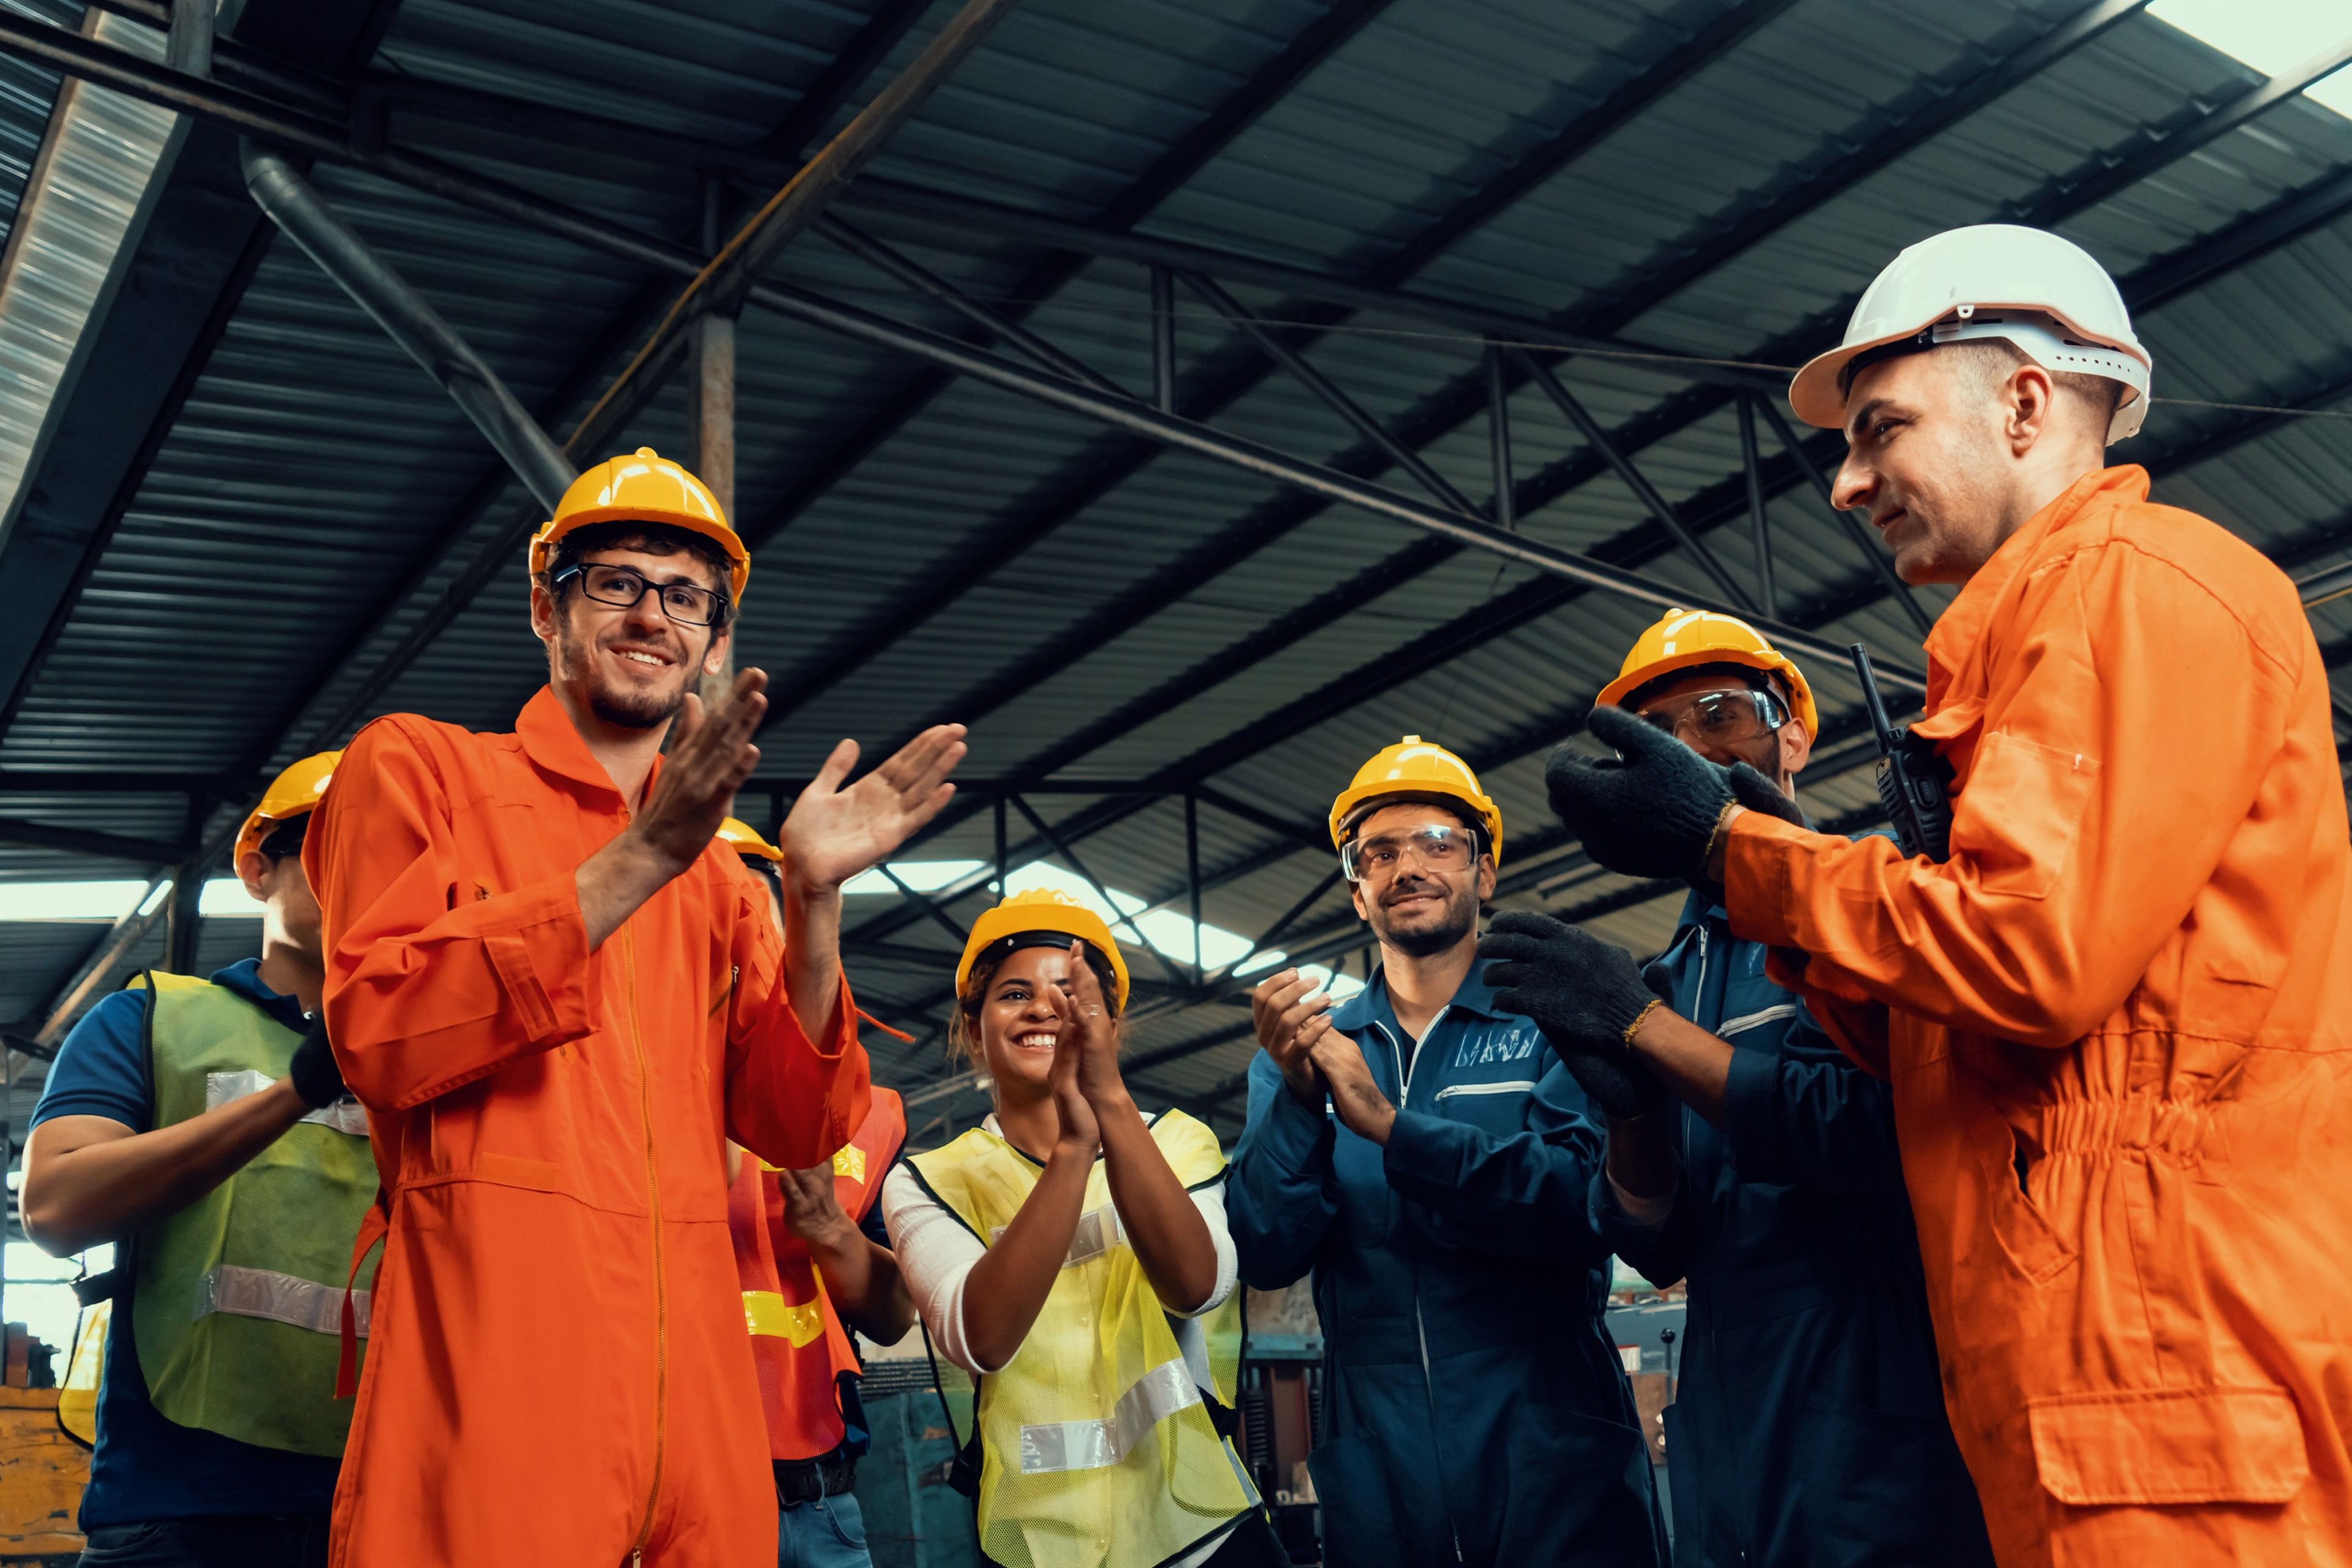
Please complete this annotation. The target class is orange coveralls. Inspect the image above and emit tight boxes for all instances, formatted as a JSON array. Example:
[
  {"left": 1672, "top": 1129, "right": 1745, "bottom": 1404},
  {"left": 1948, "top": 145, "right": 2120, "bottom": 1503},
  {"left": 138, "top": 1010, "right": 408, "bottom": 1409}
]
[
  {"left": 1727, "top": 467, "right": 2352, "bottom": 1566},
  {"left": 306, "top": 687, "right": 871, "bottom": 1567}
]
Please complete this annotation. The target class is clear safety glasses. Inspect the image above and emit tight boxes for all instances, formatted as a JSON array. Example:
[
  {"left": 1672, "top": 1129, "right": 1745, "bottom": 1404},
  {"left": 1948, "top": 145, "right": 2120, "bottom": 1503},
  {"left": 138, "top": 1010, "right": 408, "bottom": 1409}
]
[
  {"left": 1340, "top": 823, "right": 1483, "bottom": 884},
  {"left": 554, "top": 562, "right": 729, "bottom": 628},
  {"left": 1637, "top": 687, "right": 1787, "bottom": 748}
]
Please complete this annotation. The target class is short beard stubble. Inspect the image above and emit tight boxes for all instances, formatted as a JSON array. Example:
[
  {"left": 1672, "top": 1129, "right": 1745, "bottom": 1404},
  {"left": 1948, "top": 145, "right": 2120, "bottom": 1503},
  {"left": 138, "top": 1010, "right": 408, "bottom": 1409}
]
[
  {"left": 1369, "top": 877, "right": 1480, "bottom": 959},
  {"left": 557, "top": 617, "right": 695, "bottom": 731}
]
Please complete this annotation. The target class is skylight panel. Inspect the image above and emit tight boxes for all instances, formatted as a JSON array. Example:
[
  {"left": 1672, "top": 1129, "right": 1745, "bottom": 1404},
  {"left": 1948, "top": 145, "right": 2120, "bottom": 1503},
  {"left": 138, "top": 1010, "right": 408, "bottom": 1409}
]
[{"left": 2149, "top": 0, "right": 2352, "bottom": 117}]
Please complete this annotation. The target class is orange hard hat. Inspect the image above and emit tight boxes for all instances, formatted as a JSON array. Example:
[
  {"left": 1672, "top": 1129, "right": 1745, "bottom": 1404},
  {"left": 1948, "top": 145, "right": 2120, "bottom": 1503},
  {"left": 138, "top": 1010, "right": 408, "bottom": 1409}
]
[
  {"left": 527, "top": 447, "right": 749, "bottom": 605},
  {"left": 716, "top": 818, "right": 782, "bottom": 862},
  {"left": 1327, "top": 736, "right": 1502, "bottom": 870},
  {"left": 235, "top": 750, "right": 342, "bottom": 866},
  {"left": 1596, "top": 608, "right": 1819, "bottom": 739},
  {"left": 956, "top": 889, "right": 1131, "bottom": 1011}
]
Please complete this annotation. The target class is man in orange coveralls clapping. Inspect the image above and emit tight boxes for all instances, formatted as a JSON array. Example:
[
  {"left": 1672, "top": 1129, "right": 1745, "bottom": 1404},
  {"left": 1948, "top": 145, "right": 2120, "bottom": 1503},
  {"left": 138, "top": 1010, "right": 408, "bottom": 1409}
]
[
  {"left": 1544, "top": 227, "right": 2352, "bottom": 1566},
  {"left": 305, "top": 447, "right": 966, "bottom": 1567}
]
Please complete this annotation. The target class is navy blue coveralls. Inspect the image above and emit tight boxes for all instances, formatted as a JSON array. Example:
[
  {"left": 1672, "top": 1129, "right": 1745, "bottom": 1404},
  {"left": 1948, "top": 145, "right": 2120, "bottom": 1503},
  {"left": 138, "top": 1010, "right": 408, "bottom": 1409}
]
[
  {"left": 1594, "top": 891, "right": 1992, "bottom": 1568},
  {"left": 1229, "top": 960, "right": 1667, "bottom": 1568}
]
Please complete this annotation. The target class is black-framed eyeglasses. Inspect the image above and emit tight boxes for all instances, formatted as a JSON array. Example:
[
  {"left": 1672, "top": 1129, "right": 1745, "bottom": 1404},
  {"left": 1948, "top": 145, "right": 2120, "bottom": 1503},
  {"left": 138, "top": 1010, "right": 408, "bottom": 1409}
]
[
  {"left": 1637, "top": 688, "right": 1787, "bottom": 747},
  {"left": 553, "top": 561, "right": 729, "bottom": 628}
]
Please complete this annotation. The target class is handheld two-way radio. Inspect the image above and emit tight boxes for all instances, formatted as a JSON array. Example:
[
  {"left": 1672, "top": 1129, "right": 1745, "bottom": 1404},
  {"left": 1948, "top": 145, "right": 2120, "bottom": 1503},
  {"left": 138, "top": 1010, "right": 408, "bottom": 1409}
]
[{"left": 1848, "top": 643, "right": 1954, "bottom": 862}]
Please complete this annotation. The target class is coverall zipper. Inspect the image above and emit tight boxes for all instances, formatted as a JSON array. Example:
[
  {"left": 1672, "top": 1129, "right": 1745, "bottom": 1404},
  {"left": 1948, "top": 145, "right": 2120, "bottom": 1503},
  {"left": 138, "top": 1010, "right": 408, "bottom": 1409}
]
[
  {"left": 1374, "top": 1017, "right": 1466, "bottom": 1564},
  {"left": 623, "top": 927, "right": 670, "bottom": 1564}
]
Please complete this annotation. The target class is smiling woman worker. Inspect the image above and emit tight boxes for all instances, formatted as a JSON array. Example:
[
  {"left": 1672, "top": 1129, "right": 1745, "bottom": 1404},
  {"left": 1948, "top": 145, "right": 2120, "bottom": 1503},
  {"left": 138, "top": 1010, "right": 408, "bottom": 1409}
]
[{"left": 881, "top": 890, "right": 1279, "bottom": 1568}]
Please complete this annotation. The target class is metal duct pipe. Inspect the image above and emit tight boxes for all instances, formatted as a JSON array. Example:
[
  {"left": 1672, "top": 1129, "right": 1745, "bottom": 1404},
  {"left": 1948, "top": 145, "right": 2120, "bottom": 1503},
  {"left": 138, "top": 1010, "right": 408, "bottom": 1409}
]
[{"left": 239, "top": 140, "right": 576, "bottom": 512}]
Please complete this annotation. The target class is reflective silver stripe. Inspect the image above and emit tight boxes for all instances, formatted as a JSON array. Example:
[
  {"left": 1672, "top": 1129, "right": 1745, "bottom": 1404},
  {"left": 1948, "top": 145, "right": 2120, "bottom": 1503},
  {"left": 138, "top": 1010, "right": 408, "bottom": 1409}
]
[
  {"left": 1018, "top": 1357, "right": 1199, "bottom": 1474},
  {"left": 1717, "top": 1004, "right": 1798, "bottom": 1038},
  {"left": 1431, "top": 1079, "right": 1536, "bottom": 1101},
  {"left": 194, "top": 1265, "right": 369, "bottom": 1339},
  {"left": 205, "top": 1071, "right": 369, "bottom": 1137},
  {"left": 991, "top": 1204, "right": 1121, "bottom": 1268}
]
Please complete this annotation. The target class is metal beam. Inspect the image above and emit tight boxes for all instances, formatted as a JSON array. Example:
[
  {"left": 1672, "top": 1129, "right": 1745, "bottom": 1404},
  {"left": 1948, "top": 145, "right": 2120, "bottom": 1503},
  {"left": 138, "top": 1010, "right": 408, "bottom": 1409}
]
[
  {"left": 241, "top": 141, "right": 575, "bottom": 509},
  {"left": 802, "top": 0, "right": 2177, "bottom": 812},
  {"left": 733, "top": 0, "right": 1400, "bottom": 553},
  {"left": 217, "top": 17, "right": 937, "bottom": 769},
  {"left": 0, "top": 816, "right": 183, "bottom": 864},
  {"left": 1513, "top": 350, "right": 1753, "bottom": 608},
  {"left": 581, "top": 0, "right": 1018, "bottom": 431},
  {"left": 0, "top": 0, "right": 405, "bottom": 751},
  {"left": 739, "top": 0, "right": 1792, "bottom": 717},
  {"left": 1738, "top": 393, "right": 1775, "bottom": 619},
  {"left": 835, "top": 179, "right": 1781, "bottom": 393},
  {"left": 868, "top": 355, "right": 2343, "bottom": 1012},
  {"left": 1005, "top": 793, "right": 1189, "bottom": 988},
  {"left": 34, "top": 873, "right": 170, "bottom": 1046},
  {"left": 0, "top": 119, "right": 257, "bottom": 744},
  {"left": 230, "top": 275, "right": 678, "bottom": 779},
  {"left": 0, "top": 771, "right": 225, "bottom": 795},
  {"left": 2008, "top": 28, "right": 2352, "bottom": 228},
  {"left": 2125, "top": 167, "right": 2352, "bottom": 314},
  {"left": 1356, "top": 0, "right": 1801, "bottom": 287},
  {"left": 1180, "top": 270, "right": 1477, "bottom": 515},
  {"left": 1564, "top": 0, "right": 2152, "bottom": 338},
  {"left": 815, "top": 213, "right": 1126, "bottom": 397},
  {"left": 751, "top": 0, "right": 937, "bottom": 163}
]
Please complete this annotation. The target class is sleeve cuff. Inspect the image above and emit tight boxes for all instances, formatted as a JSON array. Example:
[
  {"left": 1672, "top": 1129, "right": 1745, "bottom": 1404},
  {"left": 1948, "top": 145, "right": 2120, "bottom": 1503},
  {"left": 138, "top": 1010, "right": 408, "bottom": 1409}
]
[
  {"left": 1254, "top": 1074, "right": 1336, "bottom": 1175},
  {"left": 1379, "top": 1106, "right": 1455, "bottom": 1189},
  {"left": 477, "top": 873, "right": 597, "bottom": 1047},
  {"left": 1605, "top": 1172, "right": 1676, "bottom": 1229},
  {"left": 1724, "top": 809, "right": 1810, "bottom": 949},
  {"left": 1720, "top": 1044, "right": 1783, "bottom": 1165}
]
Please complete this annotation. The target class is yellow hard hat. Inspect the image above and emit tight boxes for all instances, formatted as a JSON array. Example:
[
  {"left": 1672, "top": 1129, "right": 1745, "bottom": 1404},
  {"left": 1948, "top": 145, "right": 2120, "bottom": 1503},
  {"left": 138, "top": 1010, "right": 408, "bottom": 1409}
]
[
  {"left": 1328, "top": 736, "right": 1502, "bottom": 870},
  {"left": 956, "top": 889, "right": 1130, "bottom": 1011},
  {"left": 1596, "top": 609, "right": 1819, "bottom": 739},
  {"left": 527, "top": 447, "right": 750, "bottom": 605},
  {"left": 716, "top": 818, "right": 782, "bottom": 862},
  {"left": 235, "top": 750, "right": 342, "bottom": 866}
]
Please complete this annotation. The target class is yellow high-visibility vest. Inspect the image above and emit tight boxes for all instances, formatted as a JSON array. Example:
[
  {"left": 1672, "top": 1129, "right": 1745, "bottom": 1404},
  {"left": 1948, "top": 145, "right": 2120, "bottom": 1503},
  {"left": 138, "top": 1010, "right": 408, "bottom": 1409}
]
[{"left": 908, "top": 1110, "right": 1256, "bottom": 1568}]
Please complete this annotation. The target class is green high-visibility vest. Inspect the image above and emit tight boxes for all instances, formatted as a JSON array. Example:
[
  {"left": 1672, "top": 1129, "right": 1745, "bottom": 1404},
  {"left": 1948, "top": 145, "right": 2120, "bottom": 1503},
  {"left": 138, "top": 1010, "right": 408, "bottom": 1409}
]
[{"left": 129, "top": 971, "right": 379, "bottom": 1456}]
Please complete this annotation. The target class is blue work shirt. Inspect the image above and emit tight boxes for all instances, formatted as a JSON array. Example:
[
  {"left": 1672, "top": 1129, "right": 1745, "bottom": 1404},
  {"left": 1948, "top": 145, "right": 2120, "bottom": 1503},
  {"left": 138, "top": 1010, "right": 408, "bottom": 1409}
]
[
  {"left": 1229, "top": 958, "right": 1666, "bottom": 1568},
  {"left": 31, "top": 960, "right": 342, "bottom": 1527},
  {"left": 1594, "top": 893, "right": 1991, "bottom": 1568}
]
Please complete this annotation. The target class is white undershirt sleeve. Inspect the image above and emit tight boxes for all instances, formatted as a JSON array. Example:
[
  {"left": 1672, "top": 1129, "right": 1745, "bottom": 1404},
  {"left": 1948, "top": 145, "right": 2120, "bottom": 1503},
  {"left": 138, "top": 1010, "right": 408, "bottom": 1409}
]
[{"left": 881, "top": 1163, "right": 999, "bottom": 1376}]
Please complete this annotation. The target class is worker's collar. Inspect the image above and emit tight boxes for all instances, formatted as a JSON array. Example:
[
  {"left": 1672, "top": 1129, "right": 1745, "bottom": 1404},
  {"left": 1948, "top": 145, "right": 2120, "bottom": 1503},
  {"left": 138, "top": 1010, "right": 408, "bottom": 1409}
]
[
  {"left": 1916, "top": 465, "right": 2147, "bottom": 740},
  {"left": 1330, "top": 952, "right": 1508, "bottom": 1033},
  {"left": 209, "top": 956, "right": 309, "bottom": 1033},
  {"left": 516, "top": 684, "right": 663, "bottom": 801}
]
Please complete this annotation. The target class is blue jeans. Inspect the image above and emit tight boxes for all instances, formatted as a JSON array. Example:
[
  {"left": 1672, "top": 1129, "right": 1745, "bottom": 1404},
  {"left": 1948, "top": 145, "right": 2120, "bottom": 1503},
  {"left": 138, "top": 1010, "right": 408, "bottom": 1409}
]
[{"left": 778, "top": 1490, "right": 871, "bottom": 1568}]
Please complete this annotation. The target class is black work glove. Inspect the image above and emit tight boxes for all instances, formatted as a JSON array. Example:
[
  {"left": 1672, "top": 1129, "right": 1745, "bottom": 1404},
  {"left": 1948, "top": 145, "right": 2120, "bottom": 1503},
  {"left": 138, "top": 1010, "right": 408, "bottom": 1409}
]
[
  {"left": 1726, "top": 761, "right": 1809, "bottom": 831},
  {"left": 288, "top": 1016, "right": 347, "bottom": 1109},
  {"left": 1544, "top": 706, "right": 1735, "bottom": 882},
  {"left": 1480, "top": 911, "right": 1667, "bottom": 1120}
]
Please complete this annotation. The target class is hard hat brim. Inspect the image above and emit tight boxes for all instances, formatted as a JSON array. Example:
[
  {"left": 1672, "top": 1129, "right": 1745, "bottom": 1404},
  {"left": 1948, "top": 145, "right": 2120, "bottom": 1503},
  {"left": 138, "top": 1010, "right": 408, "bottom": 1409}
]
[
  {"left": 1597, "top": 644, "right": 1820, "bottom": 740},
  {"left": 1790, "top": 310, "right": 2152, "bottom": 441},
  {"left": 957, "top": 902, "right": 1131, "bottom": 1011},
  {"left": 1789, "top": 334, "right": 1896, "bottom": 431}
]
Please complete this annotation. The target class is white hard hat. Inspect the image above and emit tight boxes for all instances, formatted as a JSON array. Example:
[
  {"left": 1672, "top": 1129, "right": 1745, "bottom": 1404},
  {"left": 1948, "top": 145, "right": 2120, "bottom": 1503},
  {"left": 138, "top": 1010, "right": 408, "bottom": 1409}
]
[{"left": 1790, "top": 224, "right": 2152, "bottom": 443}]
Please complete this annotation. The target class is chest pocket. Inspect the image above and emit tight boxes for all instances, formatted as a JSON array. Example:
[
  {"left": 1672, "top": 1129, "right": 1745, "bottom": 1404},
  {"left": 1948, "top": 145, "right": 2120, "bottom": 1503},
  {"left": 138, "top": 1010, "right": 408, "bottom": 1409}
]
[
  {"left": 1953, "top": 730, "right": 2100, "bottom": 900},
  {"left": 1432, "top": 1023, "right": 1545, "bottom": 1136},
  {"left": 1431, "top": 1077, "right": 1537, "bottom": 1143}
]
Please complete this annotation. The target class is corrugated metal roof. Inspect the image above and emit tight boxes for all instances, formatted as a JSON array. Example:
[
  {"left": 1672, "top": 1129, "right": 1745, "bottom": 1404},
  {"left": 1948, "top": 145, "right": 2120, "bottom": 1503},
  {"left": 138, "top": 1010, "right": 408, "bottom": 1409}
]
[{"left": 2, "top": 0, "right": 2350, "bottom": 1144}]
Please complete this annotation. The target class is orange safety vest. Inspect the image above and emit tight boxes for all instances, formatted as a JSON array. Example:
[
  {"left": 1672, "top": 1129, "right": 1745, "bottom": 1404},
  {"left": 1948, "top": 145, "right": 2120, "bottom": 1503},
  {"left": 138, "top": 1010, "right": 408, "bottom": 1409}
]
[{"left": 729, "top": 1087, "right": 905, "bottom": 1460}]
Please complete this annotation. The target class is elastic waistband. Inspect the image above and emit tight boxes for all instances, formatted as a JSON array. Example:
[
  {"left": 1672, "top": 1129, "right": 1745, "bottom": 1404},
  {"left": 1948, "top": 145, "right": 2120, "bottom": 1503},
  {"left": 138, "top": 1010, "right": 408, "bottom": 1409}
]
[{"left": 2031, "top": 1096, "right": 2214, "bottom": 1160}]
